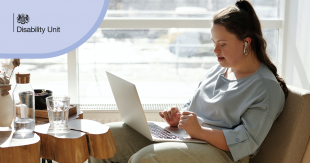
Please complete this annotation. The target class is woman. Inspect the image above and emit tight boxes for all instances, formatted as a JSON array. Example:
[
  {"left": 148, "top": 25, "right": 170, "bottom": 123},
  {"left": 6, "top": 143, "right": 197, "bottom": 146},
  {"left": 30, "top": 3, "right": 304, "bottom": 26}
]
[{"left": 90, "top": 0, "right": 288, "bottom": 162}]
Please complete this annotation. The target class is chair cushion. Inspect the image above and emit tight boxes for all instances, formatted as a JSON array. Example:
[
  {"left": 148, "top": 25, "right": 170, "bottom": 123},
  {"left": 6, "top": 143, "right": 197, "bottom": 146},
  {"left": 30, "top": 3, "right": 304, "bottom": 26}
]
[{"left": 250, "top": 85, "right": 310, "bottom": 163}]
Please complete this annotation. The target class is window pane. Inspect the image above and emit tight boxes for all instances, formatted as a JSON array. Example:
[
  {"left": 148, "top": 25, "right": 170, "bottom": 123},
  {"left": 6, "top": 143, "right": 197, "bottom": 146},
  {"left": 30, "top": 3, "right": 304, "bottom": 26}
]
[
  {"left": 10, "top": 55, "right": 68, "bottom": 96},
  {"left": 264, "top": 29, "right": 278, "bottom": 64},
  {"left": 78, "top": 28, "right": 278, "bottom": 104},
  {"left": 106, "top": 0, "right": 280, "bottom": 19}
]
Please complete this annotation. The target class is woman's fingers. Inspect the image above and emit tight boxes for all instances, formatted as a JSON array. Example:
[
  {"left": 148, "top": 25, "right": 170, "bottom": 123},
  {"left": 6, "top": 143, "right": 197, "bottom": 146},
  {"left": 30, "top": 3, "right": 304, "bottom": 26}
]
[
  {"left": 178, "top": 116, "right": 187, "bottom": 129},
  {"left": 159, "top": 111, "right": 172, "bottom": 125},
  {"left": 163, "top": 111, "right": 170, "bottom": 122},
  {"left": 176, "top": 112, "right": 181, "bottom": 118},
  {"left": 182, "top": 111, "right": 192, "bottom": 115},
  {"left": 165, "top": 107, "right": 177, "bottom": 122},
  {"left": 180, "top": 115, "right": 188, "bottom": 119},
  {"left": 178, "top": 114, "right": 193, "bottom": 129},
  {"left": 162, "top": 113, "right": 167, "bottom": 123},
  {"left": 159, "top": 111, "right": 164, "bottom": 118},
  {"left": 179, "top": 118, "right": 187, "bottom": 124},
  {"left": 167, "top": 110, "right": 172, "bottom": 121},
  {"left": 171, "top": 107, "right": 179, "bottom": 117},
  {"left": 178, "top": 121, "right": 185, "bottom": 129},
  {"left": 159, "top": 106, "right": 181, "bottom": 126}
]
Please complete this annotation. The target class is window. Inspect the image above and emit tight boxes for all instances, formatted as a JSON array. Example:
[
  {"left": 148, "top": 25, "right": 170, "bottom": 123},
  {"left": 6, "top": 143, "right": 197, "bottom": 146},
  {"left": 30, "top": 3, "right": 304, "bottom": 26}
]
[
  {"left": 75, "top": 0, "right": 281, "bottom": 105},
  {"left": 8, "top": 0, "right": 282, "bottom": 105},
  {"left": 105, "top": 0, "right": 279, "bottom": 19},
  {"left": 11, "top": 55, "right": 68, "bottom": 96}
]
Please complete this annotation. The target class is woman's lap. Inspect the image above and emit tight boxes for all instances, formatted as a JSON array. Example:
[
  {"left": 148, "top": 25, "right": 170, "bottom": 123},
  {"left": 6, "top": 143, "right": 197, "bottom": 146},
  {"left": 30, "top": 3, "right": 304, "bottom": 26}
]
[
  {"left": 129, "top": 142, "right": 249, "bottom": 163},
  {"left": 89, "top": 122, "right": 249, "bottom": 163},
  {"left": 89, "top": 122, "right": 154, "bottom": 163}
]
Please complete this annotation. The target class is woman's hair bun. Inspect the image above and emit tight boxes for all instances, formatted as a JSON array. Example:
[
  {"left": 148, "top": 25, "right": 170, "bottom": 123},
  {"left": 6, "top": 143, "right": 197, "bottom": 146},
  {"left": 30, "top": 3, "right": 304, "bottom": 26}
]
[{"left": 235, "top": 0, "right": 249, "bottom": 12}]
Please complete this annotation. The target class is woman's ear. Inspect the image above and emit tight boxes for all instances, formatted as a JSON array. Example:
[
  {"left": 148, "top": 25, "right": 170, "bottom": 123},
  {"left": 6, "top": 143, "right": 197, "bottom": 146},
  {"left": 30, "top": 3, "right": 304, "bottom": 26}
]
[{"left": 244, "top": 37, "right": 251, "bottom": 48}]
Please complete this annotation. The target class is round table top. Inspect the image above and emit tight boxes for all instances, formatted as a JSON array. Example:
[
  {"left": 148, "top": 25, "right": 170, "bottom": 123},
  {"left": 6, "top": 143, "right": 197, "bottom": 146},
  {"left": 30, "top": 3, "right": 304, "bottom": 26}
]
[
  {"left": 0, "top": 109, "right": 117, "bottom": 163},
  {"left": 0, "top": 128, "right": 40, "bottom": 148},
  {"left": 0, "top": 127, "right": 41, "bottom": 163}
]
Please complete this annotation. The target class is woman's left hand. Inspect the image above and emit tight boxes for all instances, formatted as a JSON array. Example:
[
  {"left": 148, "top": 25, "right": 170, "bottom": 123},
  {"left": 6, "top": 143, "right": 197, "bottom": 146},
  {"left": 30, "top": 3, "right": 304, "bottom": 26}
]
[{"left": 178, "top": 111, "right": 203, "bottom": 139}]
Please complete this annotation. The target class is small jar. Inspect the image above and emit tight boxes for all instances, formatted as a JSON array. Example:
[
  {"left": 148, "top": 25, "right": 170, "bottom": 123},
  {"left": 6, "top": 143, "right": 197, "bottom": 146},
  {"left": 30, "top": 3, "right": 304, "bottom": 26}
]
[{"left": 12, "top": 73, "right": 35, "bottom": 138}]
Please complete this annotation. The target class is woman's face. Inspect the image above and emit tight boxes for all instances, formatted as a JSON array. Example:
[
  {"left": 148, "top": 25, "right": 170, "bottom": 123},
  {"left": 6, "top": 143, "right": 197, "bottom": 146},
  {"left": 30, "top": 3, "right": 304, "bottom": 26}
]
[{"left": 210, "top": 24, "right": 246, "bottom": 68}]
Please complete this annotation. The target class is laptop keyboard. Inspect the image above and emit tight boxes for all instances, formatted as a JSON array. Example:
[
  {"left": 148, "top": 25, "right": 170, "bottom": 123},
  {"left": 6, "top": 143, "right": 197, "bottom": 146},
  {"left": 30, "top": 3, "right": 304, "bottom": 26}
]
[{"left": 148, "top": 122, "right": 181, "bottom": 140}]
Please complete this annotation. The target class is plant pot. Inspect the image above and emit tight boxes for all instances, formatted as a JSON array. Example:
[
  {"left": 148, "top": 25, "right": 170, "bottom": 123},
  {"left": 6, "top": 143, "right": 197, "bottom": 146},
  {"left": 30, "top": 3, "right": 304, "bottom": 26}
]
[{"left": 0, "top": 84, "right": 13, "bottom": 127}]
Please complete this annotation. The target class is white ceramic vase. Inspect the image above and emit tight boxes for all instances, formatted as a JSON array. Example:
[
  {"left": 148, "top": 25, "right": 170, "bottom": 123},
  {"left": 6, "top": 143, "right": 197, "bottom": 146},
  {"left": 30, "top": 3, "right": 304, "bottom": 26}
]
[{"left": 0, "top": 84, "right": 13, "bottom": 127}]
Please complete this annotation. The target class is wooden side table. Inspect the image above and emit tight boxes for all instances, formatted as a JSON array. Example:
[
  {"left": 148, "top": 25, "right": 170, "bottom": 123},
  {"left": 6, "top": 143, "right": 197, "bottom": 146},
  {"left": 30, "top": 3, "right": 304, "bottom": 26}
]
[
  {"left": 0, "top": 129, "right": 40, "bottom": 163},
  {"left": 0, "top": 110, "right": 117, "bottom": 163}
]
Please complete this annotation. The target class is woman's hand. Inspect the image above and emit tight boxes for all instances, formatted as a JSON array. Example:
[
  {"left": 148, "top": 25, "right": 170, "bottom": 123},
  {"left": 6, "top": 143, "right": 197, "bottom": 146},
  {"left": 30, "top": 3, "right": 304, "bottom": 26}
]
[
  {"left": 178, "top": 111, "right": 203, "bottom": 139},
  {"left": 159, "top": 106, "right": 181, "bottom": 127}
]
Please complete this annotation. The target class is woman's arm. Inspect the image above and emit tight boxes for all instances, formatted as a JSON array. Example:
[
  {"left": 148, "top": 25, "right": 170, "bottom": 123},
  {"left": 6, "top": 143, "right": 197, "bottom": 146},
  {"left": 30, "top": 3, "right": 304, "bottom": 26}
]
[
  {"left": 178, "top": 111, "right": 229, "bottom": 151},
  {"left": 200, "top": 127, "right": 229, "bottom": 151}
]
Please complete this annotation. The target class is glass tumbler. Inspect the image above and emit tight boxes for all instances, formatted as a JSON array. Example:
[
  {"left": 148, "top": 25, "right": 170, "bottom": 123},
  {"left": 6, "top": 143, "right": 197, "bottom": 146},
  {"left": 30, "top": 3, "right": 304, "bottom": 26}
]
[{"left": 45, "top": 96, "right": 70, "bottom": 129}]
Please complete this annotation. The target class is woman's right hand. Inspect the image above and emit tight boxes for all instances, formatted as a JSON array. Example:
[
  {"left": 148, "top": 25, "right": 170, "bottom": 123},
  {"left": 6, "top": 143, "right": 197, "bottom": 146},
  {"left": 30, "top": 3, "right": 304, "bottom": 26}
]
[{"left": 159, "top": 106, "right": 181, "bottom": 127}]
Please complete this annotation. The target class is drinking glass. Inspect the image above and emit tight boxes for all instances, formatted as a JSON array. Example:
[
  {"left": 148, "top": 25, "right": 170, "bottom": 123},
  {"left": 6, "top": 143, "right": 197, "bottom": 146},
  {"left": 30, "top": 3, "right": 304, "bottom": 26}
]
[{"left": 46, "top": 96, "right": 70, "bottom": 130}]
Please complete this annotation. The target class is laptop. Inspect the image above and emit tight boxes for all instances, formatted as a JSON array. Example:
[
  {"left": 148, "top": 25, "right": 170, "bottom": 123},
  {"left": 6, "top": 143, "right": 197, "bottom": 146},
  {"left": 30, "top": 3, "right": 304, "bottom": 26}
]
[{"left": 106, "top": 71, "right": 207, "bottom": 143}]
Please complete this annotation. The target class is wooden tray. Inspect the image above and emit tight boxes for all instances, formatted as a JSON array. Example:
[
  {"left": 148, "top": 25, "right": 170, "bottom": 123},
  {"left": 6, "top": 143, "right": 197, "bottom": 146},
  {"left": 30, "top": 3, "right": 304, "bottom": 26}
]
[{"left": 35, "top": 105, "right": 77, "bottom": 118}]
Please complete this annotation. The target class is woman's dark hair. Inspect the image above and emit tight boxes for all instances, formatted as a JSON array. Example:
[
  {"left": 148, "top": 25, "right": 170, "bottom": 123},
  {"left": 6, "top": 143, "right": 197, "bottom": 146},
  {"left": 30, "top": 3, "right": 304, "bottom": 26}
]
[{"left": 213, "top": 0, "right": 288, "bottom": 99}]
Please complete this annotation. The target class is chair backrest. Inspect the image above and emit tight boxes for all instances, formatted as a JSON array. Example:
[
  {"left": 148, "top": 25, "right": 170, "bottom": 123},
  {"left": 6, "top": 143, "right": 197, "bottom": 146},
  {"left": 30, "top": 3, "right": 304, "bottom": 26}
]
[{"left": 251, "top": 85, "right": 310, "bottom": 163}]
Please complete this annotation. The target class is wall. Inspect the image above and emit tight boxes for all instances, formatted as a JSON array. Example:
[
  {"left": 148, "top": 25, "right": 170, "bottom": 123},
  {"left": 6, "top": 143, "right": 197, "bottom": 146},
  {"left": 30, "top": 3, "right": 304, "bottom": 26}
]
[{"left": 282, "top": 0, "right": 310, "bottom": 90}]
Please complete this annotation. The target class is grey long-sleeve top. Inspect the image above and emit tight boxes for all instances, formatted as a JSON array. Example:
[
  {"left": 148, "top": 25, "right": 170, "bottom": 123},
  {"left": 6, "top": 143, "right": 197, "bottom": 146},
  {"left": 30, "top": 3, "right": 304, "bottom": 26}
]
[{"left": 183, "top": 63, "right": 285, "bottom": 162}]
